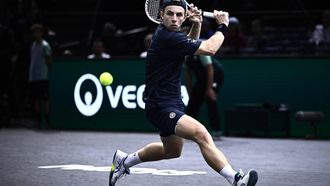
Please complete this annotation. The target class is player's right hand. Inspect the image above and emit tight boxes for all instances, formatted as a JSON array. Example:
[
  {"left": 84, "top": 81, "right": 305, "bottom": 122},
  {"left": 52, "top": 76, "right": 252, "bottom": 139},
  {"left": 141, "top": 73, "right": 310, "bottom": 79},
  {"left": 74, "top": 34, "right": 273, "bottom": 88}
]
[
  {"left": 187, "top": 4, "right": 203, "bottom": 24},
  {"left": 213, "top": 10, "right": 229, "bottom": 27}
]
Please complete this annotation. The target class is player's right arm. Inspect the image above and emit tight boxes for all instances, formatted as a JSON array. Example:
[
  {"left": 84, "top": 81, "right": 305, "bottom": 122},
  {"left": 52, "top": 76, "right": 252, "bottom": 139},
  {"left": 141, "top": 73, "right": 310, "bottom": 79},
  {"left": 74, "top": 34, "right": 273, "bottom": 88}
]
[{"left": 194, "top": 10, "right": 229, "bottom": 56}]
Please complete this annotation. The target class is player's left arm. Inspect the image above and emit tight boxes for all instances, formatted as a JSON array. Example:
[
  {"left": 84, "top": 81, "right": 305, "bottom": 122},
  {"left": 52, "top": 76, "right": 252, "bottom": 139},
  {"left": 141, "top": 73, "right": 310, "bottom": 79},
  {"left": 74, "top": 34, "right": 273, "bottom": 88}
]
[{"left": 194, "top": 10, "right": 229, "bottom": 56}]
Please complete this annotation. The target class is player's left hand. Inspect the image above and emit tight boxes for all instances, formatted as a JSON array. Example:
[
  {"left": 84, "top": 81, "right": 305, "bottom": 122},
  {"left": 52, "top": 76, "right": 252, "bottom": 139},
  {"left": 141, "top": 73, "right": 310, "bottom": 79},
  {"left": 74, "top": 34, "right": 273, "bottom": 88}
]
[{"left": 187, "top": 4, "right": 202, "bottom": 24}]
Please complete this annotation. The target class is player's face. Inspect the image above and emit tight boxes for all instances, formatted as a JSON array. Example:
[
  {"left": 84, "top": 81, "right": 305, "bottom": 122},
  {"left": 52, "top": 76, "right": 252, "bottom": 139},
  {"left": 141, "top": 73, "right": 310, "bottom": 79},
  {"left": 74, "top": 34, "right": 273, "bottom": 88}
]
[
  {"left": 161, "top": 5, "right": 186, "bottom": 31},
  {"left": 33, "top": 29, "right": 43, "bottom": 41}
]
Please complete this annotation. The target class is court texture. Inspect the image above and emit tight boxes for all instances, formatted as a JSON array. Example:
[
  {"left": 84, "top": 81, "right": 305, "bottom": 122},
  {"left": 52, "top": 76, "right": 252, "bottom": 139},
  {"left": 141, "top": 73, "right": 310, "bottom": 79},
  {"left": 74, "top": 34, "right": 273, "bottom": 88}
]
[{"left": 1, "top": 128, "right": 329, "bottom": 186}]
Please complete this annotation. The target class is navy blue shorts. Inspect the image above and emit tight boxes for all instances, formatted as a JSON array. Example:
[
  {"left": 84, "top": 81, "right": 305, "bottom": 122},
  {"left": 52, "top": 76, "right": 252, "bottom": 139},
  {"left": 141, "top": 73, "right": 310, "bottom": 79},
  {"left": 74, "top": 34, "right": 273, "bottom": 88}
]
[{"left": 146, "top": 106, "right": 185, "bottom": 137}]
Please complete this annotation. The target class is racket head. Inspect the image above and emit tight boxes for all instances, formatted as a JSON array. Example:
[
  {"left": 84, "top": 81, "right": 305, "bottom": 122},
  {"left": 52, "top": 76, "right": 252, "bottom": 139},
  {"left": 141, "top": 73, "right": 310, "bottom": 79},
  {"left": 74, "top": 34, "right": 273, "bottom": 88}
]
[
  {"left": 145, "top": 0, "right": 163, "bottom": 24},
  {"left": 145, "top": 0, "right": 188, "bottom": 24}
]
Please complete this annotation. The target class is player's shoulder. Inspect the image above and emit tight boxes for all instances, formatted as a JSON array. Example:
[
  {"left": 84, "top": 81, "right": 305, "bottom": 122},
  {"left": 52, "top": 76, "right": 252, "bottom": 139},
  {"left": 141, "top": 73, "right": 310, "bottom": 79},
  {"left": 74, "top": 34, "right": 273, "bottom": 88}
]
[
  {"left": 42, "top": 39, "right": 50, "bottom": 46},
  {"left": 42, "top": 39, "right": 51, "bottom": 49}
]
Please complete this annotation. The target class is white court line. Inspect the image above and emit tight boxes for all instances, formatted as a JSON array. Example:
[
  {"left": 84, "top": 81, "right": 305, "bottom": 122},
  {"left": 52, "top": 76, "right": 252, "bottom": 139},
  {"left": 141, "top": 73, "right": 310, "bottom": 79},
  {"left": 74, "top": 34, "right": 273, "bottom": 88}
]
[{"left": 38, "top": 164, "right": 207, "bottom": 176}]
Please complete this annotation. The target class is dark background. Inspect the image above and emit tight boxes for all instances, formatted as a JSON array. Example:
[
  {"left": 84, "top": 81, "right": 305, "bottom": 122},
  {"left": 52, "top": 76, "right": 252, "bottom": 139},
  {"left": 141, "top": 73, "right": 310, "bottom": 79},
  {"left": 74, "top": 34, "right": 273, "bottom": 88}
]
[{"left": 1, "top": 0, "right": 329, "bottom": 57}]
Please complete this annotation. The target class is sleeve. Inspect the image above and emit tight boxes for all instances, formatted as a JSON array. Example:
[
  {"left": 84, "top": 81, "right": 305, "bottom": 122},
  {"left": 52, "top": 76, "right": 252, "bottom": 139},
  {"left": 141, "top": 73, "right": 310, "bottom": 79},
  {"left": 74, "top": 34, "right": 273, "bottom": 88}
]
[
  {"left": 199, "top": 55, "right": 212, "bottom": 66},
  {"left": 170, "top": 32, "right": 202, "bottom": 56},
  {"left": 43, "top": 41, "right": 52, "bottom": 56}
]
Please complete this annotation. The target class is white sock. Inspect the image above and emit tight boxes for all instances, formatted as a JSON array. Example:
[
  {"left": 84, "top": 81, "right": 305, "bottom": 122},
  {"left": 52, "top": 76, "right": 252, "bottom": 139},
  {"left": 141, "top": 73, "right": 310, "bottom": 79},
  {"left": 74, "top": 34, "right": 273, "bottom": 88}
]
[
  {"left": 123, "top": 152, "right": 142, "bottom": 168},
  {"left": 219, "top": 164, "right": 237, "bottom": 185}
]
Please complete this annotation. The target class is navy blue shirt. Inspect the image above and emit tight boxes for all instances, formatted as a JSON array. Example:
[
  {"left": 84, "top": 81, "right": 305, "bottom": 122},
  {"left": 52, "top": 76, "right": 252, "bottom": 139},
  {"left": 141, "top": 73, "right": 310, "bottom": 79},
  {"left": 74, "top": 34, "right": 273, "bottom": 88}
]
[{"left": 144, "top": 24, "right": 202, "bottom": 110}]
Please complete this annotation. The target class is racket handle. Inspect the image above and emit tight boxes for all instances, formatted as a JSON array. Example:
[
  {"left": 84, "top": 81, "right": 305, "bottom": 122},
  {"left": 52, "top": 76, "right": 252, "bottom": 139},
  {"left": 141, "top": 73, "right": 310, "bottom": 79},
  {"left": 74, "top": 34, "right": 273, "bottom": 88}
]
[{"left": 202, "top": 11, "right": 214, "bottom": 18}]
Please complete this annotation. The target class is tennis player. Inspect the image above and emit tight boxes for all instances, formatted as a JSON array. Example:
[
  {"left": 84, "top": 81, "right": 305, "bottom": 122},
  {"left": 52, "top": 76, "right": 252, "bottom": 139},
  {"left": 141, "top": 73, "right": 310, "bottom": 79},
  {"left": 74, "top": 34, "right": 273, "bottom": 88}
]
[{"left": 109, "top": 0, "right": 258, "bottom": 186}]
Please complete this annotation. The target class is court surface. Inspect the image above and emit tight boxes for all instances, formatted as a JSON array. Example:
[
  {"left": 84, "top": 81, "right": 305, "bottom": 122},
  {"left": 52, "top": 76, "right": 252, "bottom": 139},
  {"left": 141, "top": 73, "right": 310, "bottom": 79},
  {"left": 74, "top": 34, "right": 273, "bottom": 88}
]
[{"left": 1, "top": 128, "right": 330, "bottom": 186}]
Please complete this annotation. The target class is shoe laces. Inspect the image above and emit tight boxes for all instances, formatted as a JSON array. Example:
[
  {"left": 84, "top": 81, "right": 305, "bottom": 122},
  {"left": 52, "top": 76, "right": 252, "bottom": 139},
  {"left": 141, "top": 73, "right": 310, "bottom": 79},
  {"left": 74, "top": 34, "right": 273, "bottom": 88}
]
[
  {"left": 114, "top": 157, "right": 130, "bottom": 179},
  {"left": 233, "top": 169, "right": 246, "bottom": 186},
  {"left": 235, "top": 169, "right": 245, "bottom": 181}
]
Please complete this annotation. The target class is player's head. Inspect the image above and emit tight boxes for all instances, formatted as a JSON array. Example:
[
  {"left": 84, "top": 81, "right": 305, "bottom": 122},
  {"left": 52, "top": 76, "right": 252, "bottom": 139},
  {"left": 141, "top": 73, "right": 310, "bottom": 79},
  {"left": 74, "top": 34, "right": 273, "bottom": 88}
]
[
  {"left": 160, "top": 0, "right": 187, "bottom": 31},
  {"left": 31, "top": 24, "right": 44, "bottom": 41},
  {"left": 162, "top": 0, "right": 187, "bottom": 11}
]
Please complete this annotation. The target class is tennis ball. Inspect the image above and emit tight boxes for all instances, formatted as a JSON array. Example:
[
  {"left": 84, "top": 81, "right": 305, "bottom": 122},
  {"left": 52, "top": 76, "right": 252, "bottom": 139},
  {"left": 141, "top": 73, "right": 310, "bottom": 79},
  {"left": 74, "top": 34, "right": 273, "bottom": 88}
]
[{"left": 99, "top": 72, "right": 113, "bottom": 86}]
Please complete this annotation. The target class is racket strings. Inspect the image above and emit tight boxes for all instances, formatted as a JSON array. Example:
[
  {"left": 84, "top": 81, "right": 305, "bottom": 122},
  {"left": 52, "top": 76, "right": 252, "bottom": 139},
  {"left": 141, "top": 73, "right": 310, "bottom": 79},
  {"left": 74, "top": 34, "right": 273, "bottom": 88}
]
[{"left": 146, "top": 0, "right": 163, "bottom": 23}]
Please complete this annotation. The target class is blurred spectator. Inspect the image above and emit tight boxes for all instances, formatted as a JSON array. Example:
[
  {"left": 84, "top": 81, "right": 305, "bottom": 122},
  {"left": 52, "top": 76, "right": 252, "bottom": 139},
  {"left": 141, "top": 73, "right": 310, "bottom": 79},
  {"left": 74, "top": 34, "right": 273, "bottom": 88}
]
[
  {"left": 0, "top": 23, "right": 16, "bottom": 127},
  {"left": 88, "top": 38, "right": 111, "bottom": 59},
  {"left": 139, "top": 33, "right": 153, "bottom": 58},
  {"left": 309, "top": 10, "right": 330, "bottom": 45},
  {"left": 102, "top": 22, "right": 125, "bottom": 56},
  {"left": 221, "top": 16, "right": 247, "bottom": 55},
  {"left": 29, "top": 24, "right": 52, "bottom": 129},
  {"left": 0, "top": 23, "right": 15, "bottom": 96},
  {"left": 246, "top": 18, "right": 268, "bottom": 53}
]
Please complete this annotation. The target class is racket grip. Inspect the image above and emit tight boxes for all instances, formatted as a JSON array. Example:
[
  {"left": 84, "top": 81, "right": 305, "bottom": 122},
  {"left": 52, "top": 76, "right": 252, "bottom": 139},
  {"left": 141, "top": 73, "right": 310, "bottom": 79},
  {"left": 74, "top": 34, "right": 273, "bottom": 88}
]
[{"left": 202, "top": 11, "right": 214, "bottom": 18}]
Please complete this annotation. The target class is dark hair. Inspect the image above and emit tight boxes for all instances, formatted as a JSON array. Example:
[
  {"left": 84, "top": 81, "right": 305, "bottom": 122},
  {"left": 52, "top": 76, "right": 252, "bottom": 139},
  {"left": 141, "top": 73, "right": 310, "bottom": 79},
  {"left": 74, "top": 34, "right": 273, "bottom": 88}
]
[
  {"left": 30, "top": 24, "right": 44, "bottom": 32},
  {"left": 162, "top": 0, "right": 187, "bottom": 10}
]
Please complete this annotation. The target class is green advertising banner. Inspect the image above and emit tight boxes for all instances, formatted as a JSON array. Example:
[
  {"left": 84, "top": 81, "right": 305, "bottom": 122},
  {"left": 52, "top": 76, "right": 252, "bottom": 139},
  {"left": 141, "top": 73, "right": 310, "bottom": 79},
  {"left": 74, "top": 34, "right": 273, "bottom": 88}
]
[
  {"left": 50, "top": 59, "right": 157, "bottom": 132},
  {"left": 49, "top": 58, "right": 330, "bottom": 138},
  {"left": 49, "top": 58, "right": 190, "bottom": 133}
]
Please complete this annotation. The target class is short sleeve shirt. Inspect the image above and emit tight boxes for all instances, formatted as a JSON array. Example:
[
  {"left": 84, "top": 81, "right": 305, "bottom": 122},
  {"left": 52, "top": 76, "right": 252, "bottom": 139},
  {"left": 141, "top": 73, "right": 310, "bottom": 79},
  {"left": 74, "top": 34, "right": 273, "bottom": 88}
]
[
  {"left": 144, "top": 24, "right": 202, "bottom": 109},
  {"left": 29, "top": 40, "right": 52, "bottom": 81}
]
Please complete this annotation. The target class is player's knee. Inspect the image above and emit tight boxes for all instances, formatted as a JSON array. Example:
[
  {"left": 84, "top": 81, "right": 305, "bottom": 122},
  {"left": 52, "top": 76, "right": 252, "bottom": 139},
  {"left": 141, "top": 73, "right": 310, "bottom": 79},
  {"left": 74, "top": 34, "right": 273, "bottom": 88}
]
[{"left": 193, "top": 127, "right": 212, "bottom": 145}]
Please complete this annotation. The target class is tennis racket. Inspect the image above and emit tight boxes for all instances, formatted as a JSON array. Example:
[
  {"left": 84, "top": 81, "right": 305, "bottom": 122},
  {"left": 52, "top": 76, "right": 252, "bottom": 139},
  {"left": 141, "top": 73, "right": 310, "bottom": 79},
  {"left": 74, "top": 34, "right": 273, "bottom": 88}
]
[{"left": 145, "top": 0, "right": 214, "bottom": 24}]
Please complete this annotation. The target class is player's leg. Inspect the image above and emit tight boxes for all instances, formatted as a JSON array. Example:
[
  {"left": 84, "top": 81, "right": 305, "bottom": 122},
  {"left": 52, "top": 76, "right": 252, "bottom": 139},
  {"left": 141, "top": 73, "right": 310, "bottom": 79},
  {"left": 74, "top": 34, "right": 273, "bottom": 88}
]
[
  {"left": 30, "top": 81, "right": 42, "bottom": 129},
  {"left": 175, "top": 115, "right": 258, "bottom": 186},
  {"left": 43, "top": 80, "right": 50, "bottom": 127},
  {"left": 176, "top": 114, "right": 229, "bottom": 171},
  {"left": 40, "top": 80, "right": 50, "bottom": 128},
  {"left": 109, "top": 135, "right": 184, "bottom": 186},
  {"left": 135, "top": 135, "right": 184, "bottom": 162},
  {"left": 124, "top": 134, "right": 184, "bottom": 167},
  {"left": 123, "top": 133, "right": 184, "bottom": 169},
  {"left": 110, "top": 105, "right": 185, "bottom": 186},
  {"left": 127, "top": 106, "right": 185, "bottom": 163}
]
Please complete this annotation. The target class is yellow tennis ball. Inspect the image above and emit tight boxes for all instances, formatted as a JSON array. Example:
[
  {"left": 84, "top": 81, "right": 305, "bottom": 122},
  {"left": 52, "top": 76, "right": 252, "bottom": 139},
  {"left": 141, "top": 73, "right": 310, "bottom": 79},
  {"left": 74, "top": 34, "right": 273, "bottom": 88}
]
[{"left": 99, "top": 72, "right": 113, "bottom": 86}]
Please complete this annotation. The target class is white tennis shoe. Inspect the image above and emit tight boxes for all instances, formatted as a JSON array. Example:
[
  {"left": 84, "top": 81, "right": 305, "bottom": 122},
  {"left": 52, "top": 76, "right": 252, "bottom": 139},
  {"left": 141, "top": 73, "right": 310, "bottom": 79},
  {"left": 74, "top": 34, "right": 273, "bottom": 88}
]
[
  {"left": 234, "top": 169, "right": 258, "bottom": 186},
  {"left": 109, "top": 150, "right": 130, "bottom": 186}
]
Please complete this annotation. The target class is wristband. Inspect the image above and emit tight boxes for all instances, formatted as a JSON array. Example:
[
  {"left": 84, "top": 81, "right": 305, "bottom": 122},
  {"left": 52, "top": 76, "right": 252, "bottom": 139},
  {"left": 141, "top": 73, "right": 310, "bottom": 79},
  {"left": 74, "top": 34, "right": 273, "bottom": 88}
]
[{"left": 216, "top": 23, "right": 228, "bottom": 36}]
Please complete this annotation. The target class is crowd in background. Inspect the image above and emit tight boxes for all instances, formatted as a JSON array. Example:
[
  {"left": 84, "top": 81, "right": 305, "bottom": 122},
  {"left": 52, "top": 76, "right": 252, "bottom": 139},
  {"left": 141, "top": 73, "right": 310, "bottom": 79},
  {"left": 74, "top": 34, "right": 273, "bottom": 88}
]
[{"left": 0, "top": 0, "right": 330, "bottom": 128}]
